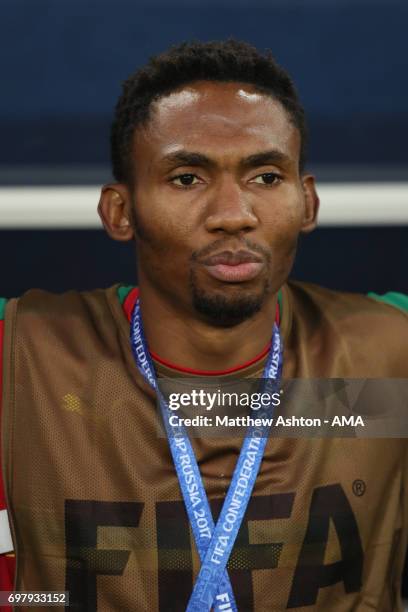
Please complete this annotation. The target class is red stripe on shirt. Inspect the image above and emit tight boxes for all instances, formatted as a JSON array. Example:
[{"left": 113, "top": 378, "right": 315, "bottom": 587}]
[
  {"left": 124, "top": 287, "right": 279, "bottom": 375},
  {"left": 0, "top": 321, "right": 6, "bottom": 509},
  {"left": 0, "top": 318, "right": 14, "bottom": 600}
]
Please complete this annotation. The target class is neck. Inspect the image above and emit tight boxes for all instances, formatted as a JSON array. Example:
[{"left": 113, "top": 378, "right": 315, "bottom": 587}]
[{"left": 138, "top": 282, "right": 278, "bottom": 372}]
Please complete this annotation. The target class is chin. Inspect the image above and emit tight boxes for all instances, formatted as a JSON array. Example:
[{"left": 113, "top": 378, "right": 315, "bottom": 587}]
[{"left": 189, "top": 274, "right": 271, "bottom": 327}]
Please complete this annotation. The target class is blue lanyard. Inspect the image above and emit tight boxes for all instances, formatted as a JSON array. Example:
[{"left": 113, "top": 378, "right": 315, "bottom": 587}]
[{"left": 130, "top": 298, "right": 283, "bottom": 611}]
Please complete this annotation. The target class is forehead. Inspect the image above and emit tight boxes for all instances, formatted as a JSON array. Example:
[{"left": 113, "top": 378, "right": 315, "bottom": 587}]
[{"left": 133, "top": 81, "right": 300, "bottom": 166}]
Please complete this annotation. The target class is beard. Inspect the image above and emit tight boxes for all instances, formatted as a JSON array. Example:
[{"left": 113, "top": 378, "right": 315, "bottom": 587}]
[{"left": 189, "top": 269, "right": 271, "bottom": 327}]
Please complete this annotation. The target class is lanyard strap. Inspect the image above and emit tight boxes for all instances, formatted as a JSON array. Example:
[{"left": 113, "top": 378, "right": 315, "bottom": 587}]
[
  {"left": 157, "top": 392, "right": 238, "bottom": 610},
  {"left": 130, "top": 299, "right": 283, "bottom": 612},
  {"left": 131, "top": 299, "right": 237, "bottom": 610},
  {"left": 186, "top": 328, "right": 282, "bottom": 611}
]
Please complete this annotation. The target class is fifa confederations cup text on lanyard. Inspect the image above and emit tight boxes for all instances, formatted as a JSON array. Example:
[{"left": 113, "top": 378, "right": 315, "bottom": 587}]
[{"left": 131, "top": 298, "right": 283, "bottom": 612}]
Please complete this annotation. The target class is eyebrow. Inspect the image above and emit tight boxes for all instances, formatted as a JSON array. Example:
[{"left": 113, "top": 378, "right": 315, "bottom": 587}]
[
  {"left": 160, "top": 148, "right": 291, "bottom": 169},
  {"left": 241, "top": 149, "right": 291, "bottom": 168},
  {"left": 161, "top": 151, "right": 213, "bottom": 168}
]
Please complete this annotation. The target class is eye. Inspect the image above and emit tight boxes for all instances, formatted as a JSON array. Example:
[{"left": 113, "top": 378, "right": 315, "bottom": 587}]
[
  {"left": 251, "top": 172, "right": 282, "bottom": 186},
  {"left": 170, "top": 173, "right": 201, "bottom": 187}
]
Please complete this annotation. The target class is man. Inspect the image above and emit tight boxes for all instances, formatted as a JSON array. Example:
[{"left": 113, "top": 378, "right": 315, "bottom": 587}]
[{"left": 0, "top": 40, "right": 407, "bottom": 611}]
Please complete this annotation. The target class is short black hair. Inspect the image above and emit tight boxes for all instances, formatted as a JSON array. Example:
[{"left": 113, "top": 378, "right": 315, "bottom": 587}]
[{"left": 111, "top": 39, "right": 307, "bottom": 183}]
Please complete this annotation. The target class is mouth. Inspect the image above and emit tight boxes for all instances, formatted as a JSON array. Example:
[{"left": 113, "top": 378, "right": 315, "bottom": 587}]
[{"left": 200, "top": 250, "right": 264, "bottom": 283}]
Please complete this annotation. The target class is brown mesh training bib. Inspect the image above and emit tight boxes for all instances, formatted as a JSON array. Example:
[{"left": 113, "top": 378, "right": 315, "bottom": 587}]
[{"left": 2, "top": 282, "right": 408, "bottom": 611}]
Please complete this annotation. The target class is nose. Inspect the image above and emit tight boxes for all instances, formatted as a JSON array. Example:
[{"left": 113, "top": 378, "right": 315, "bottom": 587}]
[{"left": 204, "top": 176, "right": 258, "bottom": 235}]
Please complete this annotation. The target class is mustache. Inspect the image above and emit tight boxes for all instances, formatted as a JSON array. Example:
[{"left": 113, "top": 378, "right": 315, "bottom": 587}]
[{"left": 191, "top": 237, "right": 271, "bottom": 264}]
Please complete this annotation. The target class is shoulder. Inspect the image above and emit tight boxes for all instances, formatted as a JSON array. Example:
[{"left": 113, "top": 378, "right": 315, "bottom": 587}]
[
  {"left": 286, "top": 280, "right": 408, "bottom": 323},
  {"left": 1, "top": 285, "right": 124, "bottom": 349},
  {"left": 366, "top": 291, "right": 408, "bottom": 314},
  {"left": 8, "top": 284, "right": 122, "bottom": 318},
  {"left": 284, "top": 280, "right": 408, "bottom": 375}
]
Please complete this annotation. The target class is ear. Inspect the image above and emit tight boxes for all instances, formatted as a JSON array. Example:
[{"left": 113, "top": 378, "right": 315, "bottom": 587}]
[
  {"left": 300, "top": 174, "right": 320, "bottom": 234},
  {"left": 97, "top": 184, "right": 135, "bottom": 242}
]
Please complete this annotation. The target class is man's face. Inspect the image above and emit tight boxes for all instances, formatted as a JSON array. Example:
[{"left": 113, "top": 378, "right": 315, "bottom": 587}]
[{"left": 130, "top": 81, "right": 317, "bottom": 326}]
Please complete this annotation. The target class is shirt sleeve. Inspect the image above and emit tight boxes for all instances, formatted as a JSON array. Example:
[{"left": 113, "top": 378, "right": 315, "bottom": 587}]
[
  {"left": 367, "top": 291, "right": 408, "bottom": 314},
  {"left": 0, "top": 300, "right": 16, "bottom": 600},
  {"left": 0, "top": 307, "right": 6, "bottom": 509}
]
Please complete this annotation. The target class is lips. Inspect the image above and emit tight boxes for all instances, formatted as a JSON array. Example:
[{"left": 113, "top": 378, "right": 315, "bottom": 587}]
[{"left": 200, "top": 250, "right": 264, "bottom": 283}]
